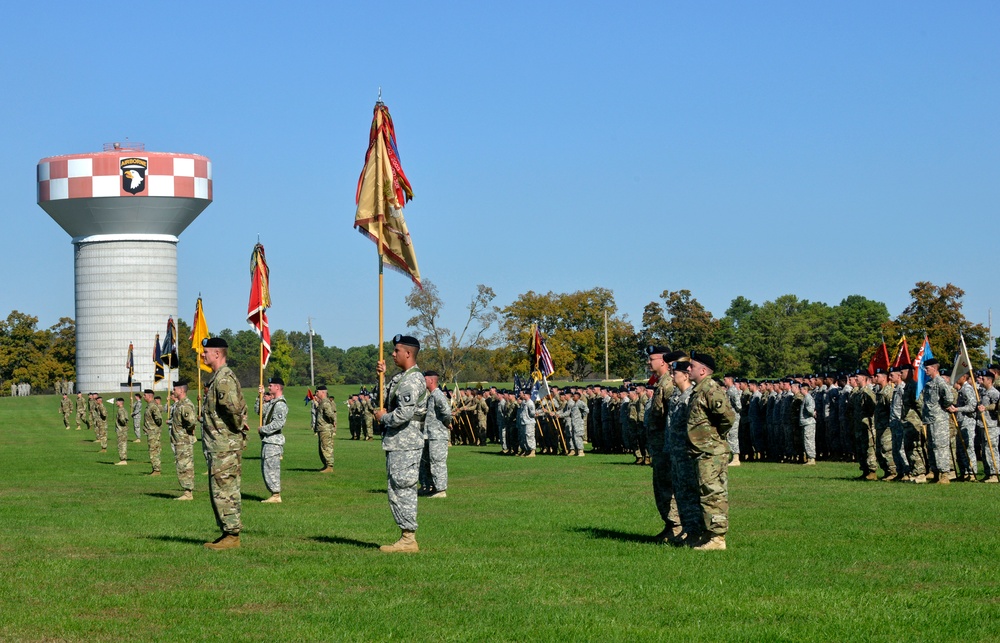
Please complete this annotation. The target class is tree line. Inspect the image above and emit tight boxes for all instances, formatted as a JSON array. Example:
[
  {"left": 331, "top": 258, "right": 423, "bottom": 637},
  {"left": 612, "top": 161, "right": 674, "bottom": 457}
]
[{"left": 1, "top": 281, "right": 990, "bottom": 393}]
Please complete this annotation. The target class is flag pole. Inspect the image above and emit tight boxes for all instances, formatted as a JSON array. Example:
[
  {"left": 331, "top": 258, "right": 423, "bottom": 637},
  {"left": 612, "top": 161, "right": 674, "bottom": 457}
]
[{"left": 375, "top": 102, "right": 386, "bottom": 411}]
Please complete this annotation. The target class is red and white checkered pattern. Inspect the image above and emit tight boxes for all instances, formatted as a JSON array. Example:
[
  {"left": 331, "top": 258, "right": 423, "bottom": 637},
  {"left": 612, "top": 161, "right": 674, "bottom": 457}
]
[{"left": 37, "top": 151, "right": 212, "bottom": 202}]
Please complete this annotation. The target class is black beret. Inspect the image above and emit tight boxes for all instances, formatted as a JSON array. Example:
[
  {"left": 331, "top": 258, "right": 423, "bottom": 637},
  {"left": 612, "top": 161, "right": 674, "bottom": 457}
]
[
  {"left": 689, "top": 351, "right": 716, "bottom": 371},
  {"left": 644, "top": 345, "right": 669, "bottom": 356},
  {"left": 174, "top": 379, "right": 188, "bottom": 388},
  {"left": 897, "top": 363, "right": 913, "bottom": 370},
  {"left": 202, "top": 337, "right": 228, "bottom": 349},
  {"left": 872, "top": 367, "right": 887, "bottom": 375},
  {"left": 924, "top": 358, "right": 939, "bottom": 367},
  {"left": 982, "top": 370, "right": 995, "bottom": 379},
  {"left": 143, "top": 389, "right": 154, "bottom": 395},
  {"left": 393, "top": 334, "right": 420, "bottom": 349},
  {"left": 316, "top": 385, "right": 328, "bottom": 392},
  {"left": 940, "top": 367, "right": 951, "bottom": 376},
  {"left": 673, "top": 360, "right": 691, "bottom": 372},
  {"left": 423, "top": 369, "right": 439, "bottom": 377},
  {"left": 268, "top": 376, "right": 284, "bottom": 386}
]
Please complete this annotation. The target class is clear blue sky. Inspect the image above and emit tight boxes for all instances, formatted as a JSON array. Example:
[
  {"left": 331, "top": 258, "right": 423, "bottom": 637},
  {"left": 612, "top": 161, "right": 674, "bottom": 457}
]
[{"left": 3, "top": 1, "right": 998, "bottom": 350}]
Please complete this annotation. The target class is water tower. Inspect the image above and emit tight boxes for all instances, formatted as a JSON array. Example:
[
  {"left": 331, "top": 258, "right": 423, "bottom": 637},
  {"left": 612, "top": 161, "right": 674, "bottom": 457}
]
[{"left": 36, "top": 143, "right": 212, "bottom": 393}]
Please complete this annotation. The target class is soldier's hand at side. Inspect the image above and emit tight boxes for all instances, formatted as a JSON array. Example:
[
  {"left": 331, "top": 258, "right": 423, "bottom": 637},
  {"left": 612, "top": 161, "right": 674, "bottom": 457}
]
[{"left": 376, "top": 360, "right": 386, "bottom": 374}]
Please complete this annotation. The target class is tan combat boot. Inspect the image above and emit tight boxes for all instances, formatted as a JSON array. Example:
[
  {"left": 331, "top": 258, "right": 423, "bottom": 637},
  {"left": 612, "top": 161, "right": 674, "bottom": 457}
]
[
  {"left": 319, "top": 466, "right": 333, "bottom": 473},
  {"left": 133, "top": 438, "right": 140, "bottom": 443},
  {"left": 204, "top": 534, "right": 240, "bottom": 550},
  {"left": 729, "top": 454, "right": 741, "bottom": 467},
  {"left": 864, "top": 472, "right": 878, "bottom": 481},
  {"left": 983, "top": 475, "right": 999, "bottom": 484},
  {"left": 525, "top": 451, "right": 536, "bottom": 458},
  {"left": 115, "top": 460, "right": 127, "bottom": 466},
  {"left": 692, "top": 535, "right": 727, "bottom": 551},
  {"left": 566, "top": 449, "right": 576, "bottom": 457},
  {"left": 912, "top": 474, "right": 927, "bottom": 484},
  {"left": 149, "top": 470, "right": 161, "bottom": 477},
  {"left": 261, "top": 494, "right": 282, "bottom": 503},
  {"left": 577, "top": 451, "right": 586, "bottom": 457},
  {"left": 804, "top": 458, "right": 816, "bottom": 466},
  {"left": 428, "top": 490, "right": 447, "bottom": 499},
  {"left": 380, "top": 530, "right": 419, "bottom": 553},
  {"left": 176, "top": 490, "right": 193, "bottom": 501},
  {"left": 937, "top": 473, "right": 950, "bottom": 484}
]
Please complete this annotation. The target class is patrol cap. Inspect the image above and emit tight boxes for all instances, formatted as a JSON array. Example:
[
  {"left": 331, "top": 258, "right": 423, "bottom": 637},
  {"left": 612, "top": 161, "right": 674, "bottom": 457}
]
[
  {"left": 202, "top": 337, "right": 228, "bottom": 349},
  {"left": 268, "top": 375, "right": 284, "bottom": 386},
  {"left": 316, "top": 385, "right": 328, "bottom": 391},
  {"left": 392, "top": 334, "right": 420, "bottom": 349},
  {"left": 924, "top": 358, "right": 939, "bottom": 367},
  {"left": 689, "top": 351, "right": 715, "bottom": 371}
]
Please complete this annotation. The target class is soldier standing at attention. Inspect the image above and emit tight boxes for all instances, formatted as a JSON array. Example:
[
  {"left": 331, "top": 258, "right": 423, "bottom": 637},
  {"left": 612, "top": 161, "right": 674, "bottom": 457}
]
[
  {"left": 799, "top": 380, "right": 817, "bottom": 465},
  {"left": 59, "top": 393, "right": 72, "bottom": 430},
  {"left": 517, "top": 389, "right": 537, "bottom": 457},
  {"left": 93, "top": 396, "right": 109, "bottom": 453},
  {"left": 170, "top": 380, "right": 199, "bottom": 501},
  {"left": 131, "top": 393, "right": 143, "bottom": 443},
  {"left": 724, "top": 375, "right": 742, "bottom": 466},
  {"left": 921, "top": 359, "right": 955, "bottom": 483},
  {"left": 560, "top": 390, "right": 588, "bottom": 456},
  {"left": 142, "top": 390, "right": 164, "bottom": 476},
  {"left": 75, "top": 393, "right": 86, "bottom": 430},
  {"left": 113, "top": 398, "right": 129, "bottom": 465},
  {"left": 375, "top": 334, "right": 428, "bottom": 553},
  {"left": 645, "top": 346, "right": 682, "bottom": 544},
  {"left": 256, "top": 376, "right": 287, "bottom": 503},
  {"left": 948, "top": 371, "right": 978, "bottom": 481},
  {"left": 685, "top": 352, "right": 736, "bottom": 551},
  {"left": 420, "top": 370, "right": 453, "bottom": 498},
  {"left": 872, "top": 368, "right": 897, "bottom": 480},
  {"left": 314, "top": 386, "right": 337, "bottom": 473},
  {"left": 976, "top": 370, "right": 1000, "bottom": 483},
  {"left": 200, "top": 337, "right": 249, "bottom": 550},
  {"left": 361, "top": 391, "right": 375, "bottom": 441},
  {"left": 853, "top": 372, "right": 878, "bottom": 480}
]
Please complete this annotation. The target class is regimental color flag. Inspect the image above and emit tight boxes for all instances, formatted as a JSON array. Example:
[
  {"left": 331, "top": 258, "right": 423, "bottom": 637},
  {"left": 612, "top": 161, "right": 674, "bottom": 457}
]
[
  {"left": 304, "top": 389, "right": 314, "bottom": 406},
  {"left": 126, "top": 342, "right": 134, "bottom": 387},
  {"left": 892, "top": 336, "right": 913, "bottom": 370},
  {"left": 531, "top": 325, "right": 555, "bottom": 379},
  {"left": 190, "top": 297, "right": 211, "bottom": 373},
  {"left": 914, "top": 335, "right": 933, "bottom": 395},
  {"left": 153, "top": 333, "right": 164, "bottom": 384},
  {"left": 247, "top": 242, "right": 271, "bottom": 367},
  {"left": 160, "top": 317, "right": 179, "bottom": 370},
  {"left": 952, "top": 334, "right": 975, "bottom": 386},
  {"left": 354, "top": 101, "right": 421, "bottom": 287},
  {"left": 867, "top": 341, "right": 890, "bottom": 375}
]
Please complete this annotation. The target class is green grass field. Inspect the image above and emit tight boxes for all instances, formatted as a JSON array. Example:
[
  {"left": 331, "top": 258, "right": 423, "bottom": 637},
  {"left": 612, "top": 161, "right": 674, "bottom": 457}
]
[{"left": 1, "top": 387, "right": 998, "bottom": 642}]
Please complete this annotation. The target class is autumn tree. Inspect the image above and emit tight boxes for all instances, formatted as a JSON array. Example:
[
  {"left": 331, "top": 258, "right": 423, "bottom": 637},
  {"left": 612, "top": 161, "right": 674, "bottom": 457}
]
[
  {"left": 0, "top": 311, "right": 76, "bottom": 392},
  {"left": 884, "top": 282, "right": 989, "bottom": 367},
  {"left": 643, "top": 290, "right": 737, "bottom": 374},
  {"left": 405, "top": 279, "right": 497, "bottom": 383}
]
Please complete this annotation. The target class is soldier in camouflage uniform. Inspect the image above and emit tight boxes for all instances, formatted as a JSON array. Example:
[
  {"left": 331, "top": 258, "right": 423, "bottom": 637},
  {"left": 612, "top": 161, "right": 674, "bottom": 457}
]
[
  {"left": 888, "top": 367, "right": 910, "bottom": 479},
  {"left": 645, "top": 346, "right": 682, "bottom": 544},
  {"left": 948, "top": 372, "right": 978, "bottom": 481},
  {"left": 93, "top": 395, "right": 108, "bottom": 452},
  {"left": 669, "top": 360, "right": 702, "bottom": 543},
  {"left": 114, "top": 398, "right": 129, "bottom": 464},
  {"left": 347, "top": 395, "right": 360, "bottom": 440},
  {"left": 420, "top": 370, "right": 452, "bottom": 497},
  {"left": 921, "top": 359, "right": 954, "bottom": 483},
  {"left": 360, "top": 392, "right": 375, "bottom": 440},
  {"left": 724, "top": 375, "right": 742, "bottom": 466},
  {"left": 131, "top": 393, "right": 143, "bottom": 442},
  {"left": 142, "top": 390, "right": 163, "bottom": 475},
  {"left": 375, "top": 334, "right": 428, "bottom": 553},
  {"left": 255, "top": 376, "right": 287, "bottom": 503},
  {"left": 517, "top": 390, "right": 537, "bottom": 457},
  {"left": 314, "top": 386, "right": 337, "bottom": 472},
  {"left": 897, "top": 365, "right": 927, "bottom": 483},
  {"left": 686, "top": 352, "right": 735, "bottom": 551},
  {"left": 59, "top": 393, "right": 72, "bottom": 430},
  {"left": 75, "top": 393, "right": 86, "bottom": 430},
  {"left": 170, "top": 381, "right": 199, "bottom": 500},
  {"left": 872, "top": 368, "right": 897, "bottom": 480},
  {"left": 560, "top": 390, "right": 588, "bottom": 456},
  {"left": 200, "top": 337, "right": 249, "bottom": 550},
  {"left": 851, "top": 372, "right": 877, "bottom": 480},
  {"left": 799, "top": 380, "right": 817, "bottom": 465},
  {"left": 977, "top": 369, "right": 1000, "bottom": 483}
]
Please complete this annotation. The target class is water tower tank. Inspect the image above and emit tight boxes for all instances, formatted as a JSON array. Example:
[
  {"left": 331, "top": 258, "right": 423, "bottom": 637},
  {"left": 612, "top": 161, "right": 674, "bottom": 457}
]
[{"left": 36, "top": 143, "right": 212, "bottom": 393}]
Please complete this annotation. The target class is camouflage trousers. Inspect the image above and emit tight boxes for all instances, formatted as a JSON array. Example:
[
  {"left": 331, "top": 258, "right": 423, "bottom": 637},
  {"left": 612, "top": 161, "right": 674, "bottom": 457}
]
[
  {"left": 801, "top": 421, "right": 816, "bottom": 460},
  {"left": 519, "top": 423, "right": 536, "bottom": 453},
  {"left": 95, "top": 423, "right": 107, "bottom": 449},
  {"left": 978, "top": 425, "right": 1000, "bottom": 477},
  {"left": 926, "top": 419, "right": 953, "bottom": 474},
  {"left": 903, "top": 421, "right": 927, "bottom": 477},
  {"left": 419, "top": 439, "right": 448, "bottom": 491},
  {"left": 691, "top": 451, "right": 729, "bottom": 537},
  {"left": 955, "top": 418, "right": 976, "bottom": 477},
  {"left": 362, "top": 419, "right": 374, "bottom": 440},
  {"left": 133, "top": 416, "right": 142, "bottom": 440},
  {"left": 568, "top": 421, "right": 585, "bottom": 453},
  {"left": 628, "top": 422, "right": 647, "bottom": 459},
  {"left": 497, "top": 419, "right": 509, "bottom": 451},
  {"left": 386, "top": 449, "right": 420, "bottom": 532},
  {"left": 62, "top": 413, "right": 71, "bottom": 429},
  {"left": 145, "top": 426, "right": 161, "bottom": 472},
  {"left": 727, "top": 418, "right": 740, "bottom": 455},
  {"left": 207, "top": 448, "right": 243, "bottom": 535},
  {"left": 317, "top": 428, "right": 335, "bottom": 468},
  {"left": 115, "top": 423, "right": 129, "bottom": 461},
  {"left": 889, "top": 420, "right": 909, "bottom": 475},
  {"left": 76, "top": 412, "right": 86, "bottom": 430},
  {"left": 854, "top": 423, "right": 877, "bottom": 474},
  {"left": 648, "top": 431, "right": 679, "bottom": 530},
  {"left": 261, "top": 443, "right": 282, "bottom": 493},
  {"left": 875, "top": 423, "right": 896, "bottom": 476},
  {"left": 668, "top": 429, "right": 702, "bottom": 537},
  {"left": 173, "top": 436, "right": 194, "bottom": 492}
]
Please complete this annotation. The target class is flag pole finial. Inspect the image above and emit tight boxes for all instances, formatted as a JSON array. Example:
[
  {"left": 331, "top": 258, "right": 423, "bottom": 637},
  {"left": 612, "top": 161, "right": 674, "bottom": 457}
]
[{"left": 378, "top": 86, "right": 382, "bottom": 103}]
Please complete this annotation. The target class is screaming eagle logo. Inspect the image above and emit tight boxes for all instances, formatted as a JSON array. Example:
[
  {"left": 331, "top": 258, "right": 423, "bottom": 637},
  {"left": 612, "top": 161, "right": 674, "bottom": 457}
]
[{"left": 120, "top": 157, "right": 148, "bottom": 195}]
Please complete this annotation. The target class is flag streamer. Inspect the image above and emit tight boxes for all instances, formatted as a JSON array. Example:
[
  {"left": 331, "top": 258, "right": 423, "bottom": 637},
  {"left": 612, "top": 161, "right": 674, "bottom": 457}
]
[
  {"left": 191, "top": 297, "right": 211, "bottom": 373},
  {"left": 247, "top": 243, "right": 271, "bottom": 368}
]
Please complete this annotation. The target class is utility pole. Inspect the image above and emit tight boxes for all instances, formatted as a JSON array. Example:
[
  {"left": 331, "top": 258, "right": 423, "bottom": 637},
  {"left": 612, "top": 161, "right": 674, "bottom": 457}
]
[
  {"left": 604, "top": 309, "right": 609, "bottom": 380},
  {"left": 308, "top": 317, "right": 316, "bottom": 388}
]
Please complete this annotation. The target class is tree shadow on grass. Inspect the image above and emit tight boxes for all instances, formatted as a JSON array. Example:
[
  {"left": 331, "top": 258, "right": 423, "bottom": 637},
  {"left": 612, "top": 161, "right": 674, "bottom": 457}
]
[
  {"left": 570, "top": 526, "right": 655, "bottom": 544},
  {"left": 309, "top": 535, "right": 380, "bottom": 549},
  {"left": 146, "top": 535, "right": 206, "bottom": 545}
]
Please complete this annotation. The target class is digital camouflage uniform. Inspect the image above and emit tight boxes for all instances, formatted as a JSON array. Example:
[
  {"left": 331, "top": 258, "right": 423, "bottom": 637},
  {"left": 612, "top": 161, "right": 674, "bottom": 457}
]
[
  {"left": 131, "top": 397, "right": 142, "bottom": 440},
  {"left": 874, "top": 383, "right": 896, "bottom": 477},
  {"left": 143, "top": 399, "right": 164, "bottom": 473},
  {"left": 114, "top": 403, "right": 129, "bottom": 461},
  {"left": 953, "top": 381, "right": 977, "bottom": 478},
  {"left": 921, "top": 375, "right": 954, "bottom": 475},
  {"left": 559, "top": 398, "right": 587, "bottom": 453},
  {"left": 799, "top": 391, "right": 816, "bottom": 460},
  {"left": 171, "top": 396, "right": 199, "bottom": 493},
  {"left": 648, "top": 377, "right": 680, "bottom": 533},
  {"left": 889, "top": 382, "right": 909, "bottom": 475},
  {"left": 361, "top": 396, "right": 375, "bottom": 440},
  {"left": 381, "top": 365, "right": 428, "bottom": 532},
  {"left": 900, "top": 381, "right": 926, "bottom": 477},
  {"left": 518, "top": 398, "right": 537, "bottom": 454},
  {"left": 726, "top": 385, "right": 741, "bottom": 458},
  {"left": 420, "top": 386, "right": 453, "bottom": 492},
  {"left": 669, "top": 386, "right": 701, "bottom": 538},
  {"left": 202, "top": 365, "right": 248, "bottom": 536},
  {"left": 257, "top": 394, "right": 287, "bottom": 494},
  {"left": 93, "top": 401, "right": 108, "bottom": 450},
  {"left": 852, "top": 385, "right": 877, "bottom": 475},
  {"left": 59, "top": 396, "right": 72, "bottom": 429},
  {"left": 686, "top": 377, "right": 735, "bottom": 538},
  {"left": 977, "top": 383, "right": 1000, "bottom": 477},
  {"left": 314, "top": 396, "right": 337, "bottom": 468}
]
